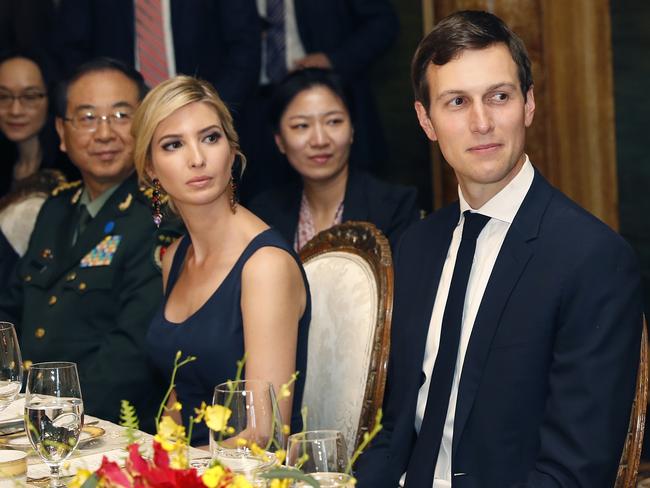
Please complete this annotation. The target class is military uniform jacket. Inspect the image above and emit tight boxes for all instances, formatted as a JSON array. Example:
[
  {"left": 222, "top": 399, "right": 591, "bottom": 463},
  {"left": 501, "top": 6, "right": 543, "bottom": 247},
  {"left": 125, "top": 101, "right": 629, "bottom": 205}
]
[{"left": 0, "top": 173, "right": 166, "bottom": 431}]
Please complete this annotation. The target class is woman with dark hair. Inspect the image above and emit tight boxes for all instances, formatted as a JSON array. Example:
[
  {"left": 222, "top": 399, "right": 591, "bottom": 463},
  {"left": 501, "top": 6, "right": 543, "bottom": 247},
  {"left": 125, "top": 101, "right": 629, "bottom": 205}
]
[
  {"left": 0, "top": 50, "right": 74, "bottom": 194},
  {"left": 0, "top": 50, "right": 72, "bottom": 285},
  {"left": 250, "top": 68, "right": 419, "bottom": 251}
]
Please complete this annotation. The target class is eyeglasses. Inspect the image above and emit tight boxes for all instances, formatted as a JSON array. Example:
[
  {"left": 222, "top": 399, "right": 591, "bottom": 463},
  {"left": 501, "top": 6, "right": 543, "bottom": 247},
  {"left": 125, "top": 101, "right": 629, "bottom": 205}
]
[
  {"left": 63, "top": 109, "right": 133, "bottom": 132},
  {"left": 0, "top": 91, "right": 46, "bottom": 109}
]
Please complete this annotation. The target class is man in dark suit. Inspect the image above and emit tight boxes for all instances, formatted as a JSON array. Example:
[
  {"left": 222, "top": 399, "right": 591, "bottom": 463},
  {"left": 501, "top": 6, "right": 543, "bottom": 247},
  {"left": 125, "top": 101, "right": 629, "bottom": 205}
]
[
  {"left": 0, "top": 58, "right": 169, "bottom": 432},
  {"left": 51, "top": 0, "right": 260, "bottom": 115},
  {"left": 355, "top": 11, "right": 643, "bottom": 488}
]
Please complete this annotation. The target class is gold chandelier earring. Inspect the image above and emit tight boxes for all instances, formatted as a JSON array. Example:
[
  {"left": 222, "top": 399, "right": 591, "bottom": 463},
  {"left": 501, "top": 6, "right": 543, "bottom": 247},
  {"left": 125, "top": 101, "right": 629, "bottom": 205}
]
[{"left": 229, "top": 177, "right": 238, "bottom": 214}]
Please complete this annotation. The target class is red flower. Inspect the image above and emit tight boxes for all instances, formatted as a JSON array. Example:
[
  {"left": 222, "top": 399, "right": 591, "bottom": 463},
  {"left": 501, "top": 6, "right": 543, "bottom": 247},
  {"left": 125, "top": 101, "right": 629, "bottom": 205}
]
[
  {"left": 96, "top": 457, "right": 131, "bottom": 487},
  {"left": 110, "top": 442, "right": 205, "bottom": 488}
]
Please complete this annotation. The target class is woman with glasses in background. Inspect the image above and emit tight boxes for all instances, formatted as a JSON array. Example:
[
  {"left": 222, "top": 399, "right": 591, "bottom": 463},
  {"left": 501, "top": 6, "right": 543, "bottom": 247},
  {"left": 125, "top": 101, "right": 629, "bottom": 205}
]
[{"left": 0, "top": 50, "right": 72, "bottom": 286}]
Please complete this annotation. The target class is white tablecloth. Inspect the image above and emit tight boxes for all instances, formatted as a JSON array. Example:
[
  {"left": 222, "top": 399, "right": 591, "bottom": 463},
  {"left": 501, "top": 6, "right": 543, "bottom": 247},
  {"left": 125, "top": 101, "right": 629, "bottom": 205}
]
[{"left": 0, "top": 404, "right": 209, "bottom": 486}]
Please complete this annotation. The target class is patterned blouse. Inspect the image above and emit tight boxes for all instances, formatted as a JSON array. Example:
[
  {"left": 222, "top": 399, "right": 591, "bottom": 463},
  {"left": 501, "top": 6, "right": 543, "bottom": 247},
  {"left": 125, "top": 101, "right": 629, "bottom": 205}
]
[{"left": 294, "top": 192, "right": 344, "bottom": 251}]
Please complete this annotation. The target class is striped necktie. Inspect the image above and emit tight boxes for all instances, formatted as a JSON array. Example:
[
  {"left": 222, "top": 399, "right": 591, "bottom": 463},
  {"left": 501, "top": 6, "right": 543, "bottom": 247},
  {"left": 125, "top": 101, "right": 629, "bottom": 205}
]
[
  {"left": 135, "top": 0, "right": 170, "bottom": 88},
  {"left": 265, "top": 0, "right": 287, "bottom": 83}
]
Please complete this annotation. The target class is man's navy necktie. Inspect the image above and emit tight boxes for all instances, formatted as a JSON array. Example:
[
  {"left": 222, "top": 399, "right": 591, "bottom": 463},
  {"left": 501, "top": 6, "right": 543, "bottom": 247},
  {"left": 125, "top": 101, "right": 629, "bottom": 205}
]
[{"left": 404, "top": 211, "right": 491, "bottom": 487}]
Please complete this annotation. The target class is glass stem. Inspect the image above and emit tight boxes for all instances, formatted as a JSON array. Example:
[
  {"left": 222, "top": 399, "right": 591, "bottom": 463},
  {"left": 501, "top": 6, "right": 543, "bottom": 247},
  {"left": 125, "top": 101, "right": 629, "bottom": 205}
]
[{"left": 50, "top": 464, "right": 60, "bottom": 488}]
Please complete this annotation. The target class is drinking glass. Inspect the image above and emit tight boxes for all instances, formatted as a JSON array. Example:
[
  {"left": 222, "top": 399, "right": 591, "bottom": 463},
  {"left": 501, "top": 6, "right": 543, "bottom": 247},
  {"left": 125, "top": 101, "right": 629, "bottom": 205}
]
[
  {"left": 286, "top": 430, "right": 354, "bottom": 487},
  {"left": 210, "top": 380, "right": 284, "bottom": 480},
  {"left": 24, "top": 362, "right": 84, "bottom": 487},
  {"left": 0, "top": 322, "right": 22, "bottom": 411},
  {"left": 286, "top": 430, "right": 348, "bottom": 472}
]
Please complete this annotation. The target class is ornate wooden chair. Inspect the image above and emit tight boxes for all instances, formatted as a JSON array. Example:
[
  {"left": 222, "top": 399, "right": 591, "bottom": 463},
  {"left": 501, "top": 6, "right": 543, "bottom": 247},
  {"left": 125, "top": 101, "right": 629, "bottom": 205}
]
[
  {"left": 299, "top": 221, "right": 393, "bottom": 456},
  {"left": 615, "top": 319, "right": 648, "bottom": 488}
]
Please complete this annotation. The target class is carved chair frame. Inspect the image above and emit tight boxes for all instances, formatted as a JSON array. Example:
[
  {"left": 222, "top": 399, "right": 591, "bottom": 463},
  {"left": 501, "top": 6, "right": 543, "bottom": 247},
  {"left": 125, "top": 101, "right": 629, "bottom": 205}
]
[{"left": 299, "top": 221, "right": 394, "bottom": 450}]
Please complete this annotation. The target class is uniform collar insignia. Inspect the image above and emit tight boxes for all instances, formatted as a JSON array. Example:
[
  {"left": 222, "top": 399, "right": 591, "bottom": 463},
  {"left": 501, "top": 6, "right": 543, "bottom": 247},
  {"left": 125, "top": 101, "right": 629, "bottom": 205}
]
[
  {"left": 71, "top": 188, "right": 83, "bottom": 204},
  {"left": 118, "top": 193, "right": 133, "bottom": 211}
]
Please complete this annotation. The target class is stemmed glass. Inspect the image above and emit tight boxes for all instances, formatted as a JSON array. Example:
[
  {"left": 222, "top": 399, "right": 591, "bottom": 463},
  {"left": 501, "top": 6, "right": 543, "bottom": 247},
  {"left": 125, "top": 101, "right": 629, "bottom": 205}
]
[
  {"left": 286, "top": 430, "right": 354, "bottom": 487},
  {"left": 0, "top": 322, "right": 22, "bottom": 411},
  {"left": 24, "top": 362, "right": 84, "bottom": 487},
  {"left": 210, "top": 380, "right": 284, "bottom": 480}
]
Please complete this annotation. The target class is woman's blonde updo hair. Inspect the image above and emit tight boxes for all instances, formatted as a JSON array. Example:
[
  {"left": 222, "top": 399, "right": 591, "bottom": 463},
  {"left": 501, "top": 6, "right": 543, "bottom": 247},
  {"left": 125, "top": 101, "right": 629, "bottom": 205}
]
[{"left": 132, "top": 75, "right": 246, "bottom": 189}]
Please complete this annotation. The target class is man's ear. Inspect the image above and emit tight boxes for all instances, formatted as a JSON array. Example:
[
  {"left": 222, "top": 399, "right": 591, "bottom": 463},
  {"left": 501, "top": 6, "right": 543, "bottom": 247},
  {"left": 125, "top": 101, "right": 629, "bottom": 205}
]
[
  {"left": 274, "top": 133, "right": 286, "bottom": 154},
  {"left": 55, "top": 117, "right": 67, "bottom": 153},
  {"left": 524, "top": 86, "right": 536, "bottom": 128},
  {"left": 414, "top": 101, "right": 437, "bottom": 142}
]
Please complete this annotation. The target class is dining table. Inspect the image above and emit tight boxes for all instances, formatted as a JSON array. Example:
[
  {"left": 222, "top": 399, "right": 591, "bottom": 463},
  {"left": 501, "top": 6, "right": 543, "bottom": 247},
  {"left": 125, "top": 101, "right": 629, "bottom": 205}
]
[{"left": 0, "top": 397, "right": 209, "bottom": 486}]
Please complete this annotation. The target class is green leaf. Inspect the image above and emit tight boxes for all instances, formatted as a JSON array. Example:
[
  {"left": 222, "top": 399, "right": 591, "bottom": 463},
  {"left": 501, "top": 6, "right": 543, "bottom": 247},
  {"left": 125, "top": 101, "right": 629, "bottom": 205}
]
[
  {"left": 80, "top": 474, "right": 99, "bottom": 488},
  {"left": 258, "top": 468, "right": 320, "bottom": 487},
  {"left": 119, "top": 399, "right": 140, "bottom": 444}
]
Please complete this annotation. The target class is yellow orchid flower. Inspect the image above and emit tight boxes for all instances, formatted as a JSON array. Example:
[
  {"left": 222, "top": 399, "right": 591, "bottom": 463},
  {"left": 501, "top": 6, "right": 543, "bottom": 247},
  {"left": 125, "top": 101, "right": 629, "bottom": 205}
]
[
  {"left": 270, "top": 479, "right": 291, "bottom": 488},
  {"left": 231, "top": 474, "right": 254, "bottom": 487},
  {"left": 275, "top": 449, "right": 286, "bottom": 464},
  {"left": 203, "top": 404, "right": 232, "bottom": 432},
  {"left": 278, "top": 372, "right": 299, "bottom": 400},
  {"left": 68, "top": 468, "right": 93, "bottom": 488},
  {"left": 202, "top": 465, "right": 226, "bottom": 487}
]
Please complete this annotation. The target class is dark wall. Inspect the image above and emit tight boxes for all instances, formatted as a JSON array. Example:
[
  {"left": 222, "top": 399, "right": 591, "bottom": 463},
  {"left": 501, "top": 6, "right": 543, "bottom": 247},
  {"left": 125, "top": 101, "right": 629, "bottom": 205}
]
[
  {"left": 372, "top": 1, "right": 433, "bottom": 213},
  {"left": 611, "top": 0, "right": 650, "bottom": 318}
]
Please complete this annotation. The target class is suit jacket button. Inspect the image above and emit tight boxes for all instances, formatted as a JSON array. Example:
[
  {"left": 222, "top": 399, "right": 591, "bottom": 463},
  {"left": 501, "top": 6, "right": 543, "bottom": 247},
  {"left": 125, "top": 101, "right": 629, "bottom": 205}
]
[
  {"left": 23, "top": 360, "right": 32, "bottom": 370},
  {"left": 78, "top": 282, "right": 87, "bottom": 291},
  {"left": 35, "top": 328, "right": 46, "bottom": 339},
  {"left": 66, "top": 272, "right": 77, "bottom": 282},
  {"left": 24, "top": 275, "right": 32, "bottom": 282},
  {"left": 48, "top": 296, "right": 57, "bottom": 306}
]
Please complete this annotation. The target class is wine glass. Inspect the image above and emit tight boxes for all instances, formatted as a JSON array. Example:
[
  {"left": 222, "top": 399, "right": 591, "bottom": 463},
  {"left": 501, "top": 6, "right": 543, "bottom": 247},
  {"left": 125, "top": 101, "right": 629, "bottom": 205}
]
[
  {"left": 24, "top": 362, "right": 84, "bottom": 487},
  {"left": 210, "top": 380, "right": 284, "bottom": 480},
  {"left": 0, "top": 322, "right": 23, "bottom": 411},
  {"left": 286, "top": 430, "right": 354, "bottom": 487}
]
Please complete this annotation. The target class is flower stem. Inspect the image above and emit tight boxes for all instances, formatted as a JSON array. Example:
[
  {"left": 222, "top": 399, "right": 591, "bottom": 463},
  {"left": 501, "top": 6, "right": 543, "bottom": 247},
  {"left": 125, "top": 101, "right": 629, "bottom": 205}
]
[{"left": 345, "top": 409, "right": 383, "bottom": 474}]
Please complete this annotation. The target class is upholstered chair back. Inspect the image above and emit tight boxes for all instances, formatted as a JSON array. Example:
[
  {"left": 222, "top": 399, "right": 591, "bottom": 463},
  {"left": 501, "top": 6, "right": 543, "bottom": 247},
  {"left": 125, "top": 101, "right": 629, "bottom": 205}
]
[{"left": 299, "top": 222, "right": 393, "bottom": 456}]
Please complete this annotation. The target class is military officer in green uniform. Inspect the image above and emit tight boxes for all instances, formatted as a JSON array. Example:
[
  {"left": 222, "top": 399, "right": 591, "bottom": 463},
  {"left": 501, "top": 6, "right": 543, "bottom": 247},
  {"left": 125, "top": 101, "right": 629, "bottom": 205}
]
[{"left": 0, "top": 58, "right": 171, "bottom": 432}]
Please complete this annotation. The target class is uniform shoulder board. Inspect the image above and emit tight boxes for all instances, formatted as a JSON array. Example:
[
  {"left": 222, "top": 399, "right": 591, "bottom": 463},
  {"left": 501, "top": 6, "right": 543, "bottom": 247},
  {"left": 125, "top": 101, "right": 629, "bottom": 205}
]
[{"left": 51, "top": 180, "right": 82, "bottom": 197}]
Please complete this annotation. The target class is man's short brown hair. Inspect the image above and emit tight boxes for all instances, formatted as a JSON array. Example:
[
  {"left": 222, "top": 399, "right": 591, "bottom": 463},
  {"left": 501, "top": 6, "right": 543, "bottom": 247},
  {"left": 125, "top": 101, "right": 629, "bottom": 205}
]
[{"left": 411, "top": 10, "right": 533, "bottom": 110}]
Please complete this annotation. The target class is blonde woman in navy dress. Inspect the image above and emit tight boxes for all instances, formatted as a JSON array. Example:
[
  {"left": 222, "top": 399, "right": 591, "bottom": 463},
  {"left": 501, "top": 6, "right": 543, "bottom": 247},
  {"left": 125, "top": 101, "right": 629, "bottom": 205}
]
[{"left": 132, "top": 76, "right": 310, "bottom": 445}]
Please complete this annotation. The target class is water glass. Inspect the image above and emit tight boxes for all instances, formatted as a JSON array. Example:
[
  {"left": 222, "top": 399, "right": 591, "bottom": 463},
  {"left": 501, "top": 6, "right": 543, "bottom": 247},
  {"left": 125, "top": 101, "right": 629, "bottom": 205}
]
[
  {"left": 0, "top": 322, "right": 22, "bottom": 411},
  {"left": 286, "top": 430, "right": 349, "bottom": 473},
  {"left": 24, "top": 362, "right": 83, "bottom": 487},
  {"left": 211, "top": 379, "right": 284, "bottom": 478}
]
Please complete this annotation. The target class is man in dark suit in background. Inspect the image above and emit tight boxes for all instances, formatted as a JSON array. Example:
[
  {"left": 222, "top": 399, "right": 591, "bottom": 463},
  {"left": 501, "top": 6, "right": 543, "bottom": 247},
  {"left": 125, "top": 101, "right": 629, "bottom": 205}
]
[
  {"left": 0, "top": 58, "right": 167, "bottom": 432},
  {"left": 239, "top": 0, "right": 399, "bottom": 202},
  {"left": 355, "top": 10, "right": 643, "bottom": 488},
  {"left": 50, "top": 0, "right": 260, "bottom": 116}
]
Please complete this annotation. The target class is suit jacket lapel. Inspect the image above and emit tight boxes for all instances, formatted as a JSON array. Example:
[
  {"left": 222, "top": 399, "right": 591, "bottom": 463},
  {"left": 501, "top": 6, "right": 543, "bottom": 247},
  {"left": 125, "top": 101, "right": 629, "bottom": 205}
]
[
  {"left": 39, "top": 199, "right": 78, "bottom": 289},
  {"left": 405, "top": 205, "right": 460, "bottom": 380},
  {"left": 452, "top": 171, "right": 554, "bottom": 456}
]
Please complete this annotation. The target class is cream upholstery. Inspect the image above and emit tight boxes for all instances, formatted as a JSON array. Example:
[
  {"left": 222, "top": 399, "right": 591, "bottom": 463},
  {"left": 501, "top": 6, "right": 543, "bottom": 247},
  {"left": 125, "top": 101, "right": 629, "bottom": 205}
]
[{"left": 301, "top": 251, "right": 378, "bottom": 456}]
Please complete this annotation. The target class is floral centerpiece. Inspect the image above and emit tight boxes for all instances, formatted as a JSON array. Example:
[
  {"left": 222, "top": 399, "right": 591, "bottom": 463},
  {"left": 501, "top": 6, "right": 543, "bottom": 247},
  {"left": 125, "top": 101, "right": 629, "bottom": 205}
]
[{"left": 69, "top": 352, "right": 382, "bottom": 488}]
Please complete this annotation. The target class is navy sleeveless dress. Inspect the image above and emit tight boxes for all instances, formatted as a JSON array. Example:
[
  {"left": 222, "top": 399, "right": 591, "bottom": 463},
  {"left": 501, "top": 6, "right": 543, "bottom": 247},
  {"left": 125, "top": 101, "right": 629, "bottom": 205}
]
[{"left": 147, "top": 228, "right": 311, "bottom": 445}]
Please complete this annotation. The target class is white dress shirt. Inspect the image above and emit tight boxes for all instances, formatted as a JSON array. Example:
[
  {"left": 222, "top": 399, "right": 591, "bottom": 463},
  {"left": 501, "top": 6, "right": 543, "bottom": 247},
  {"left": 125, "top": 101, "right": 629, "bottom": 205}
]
[
  {"left": 402, "top": 156, "right": 534, "bottom": 487},
  {"left": 256, "top": 0, "right": 306, "bottom": 84}
]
